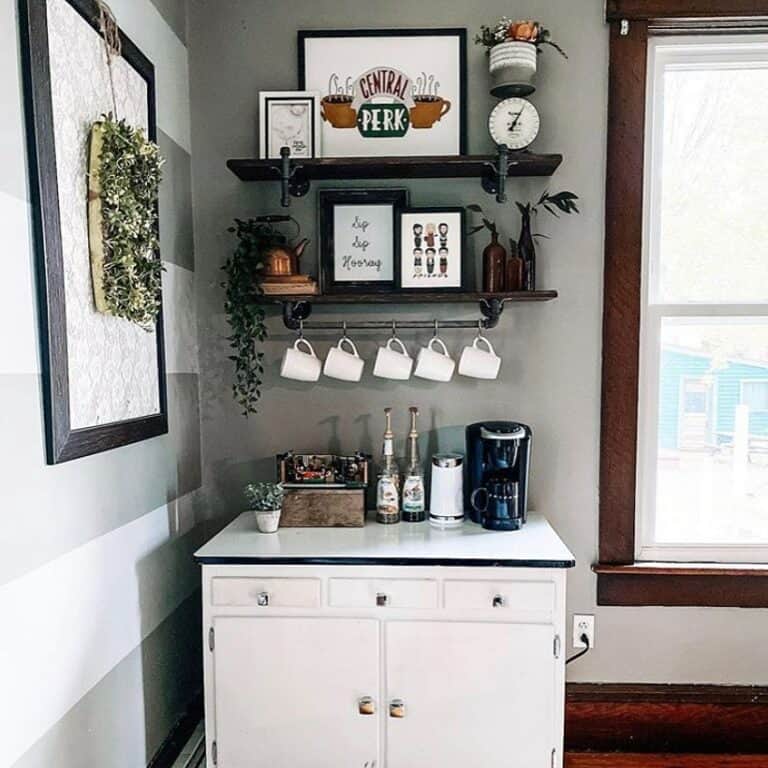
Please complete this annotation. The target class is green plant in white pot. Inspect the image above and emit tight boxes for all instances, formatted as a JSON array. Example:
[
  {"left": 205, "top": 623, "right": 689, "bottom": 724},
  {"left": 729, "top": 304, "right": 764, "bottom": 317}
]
[{"left": 245, "top": 482, "right": 285, "bottom": 533}]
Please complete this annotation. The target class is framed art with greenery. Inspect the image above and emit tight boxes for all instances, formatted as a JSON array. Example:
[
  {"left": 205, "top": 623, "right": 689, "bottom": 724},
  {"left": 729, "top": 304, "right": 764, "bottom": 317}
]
[{"left": 18, "top": 0, "right": 168, "bottom": 464}]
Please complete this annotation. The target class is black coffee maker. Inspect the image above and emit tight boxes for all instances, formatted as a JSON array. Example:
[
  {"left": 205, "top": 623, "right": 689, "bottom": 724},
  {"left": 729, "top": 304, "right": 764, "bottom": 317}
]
[{"left": 465, "top": 422, "right": 532, "bottom": 531}]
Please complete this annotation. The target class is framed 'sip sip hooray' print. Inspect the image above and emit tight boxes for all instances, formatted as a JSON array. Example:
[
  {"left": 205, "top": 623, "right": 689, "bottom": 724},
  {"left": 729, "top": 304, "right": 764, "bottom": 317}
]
[
  {"left": 397, "top": 207, "right": 466, "bottom": 292},
  {"left": 299, "top": 29, "right": 467, "bottom": 158},
  {"left": 319, "top": 189, "right": 409, "bottom": 294}
]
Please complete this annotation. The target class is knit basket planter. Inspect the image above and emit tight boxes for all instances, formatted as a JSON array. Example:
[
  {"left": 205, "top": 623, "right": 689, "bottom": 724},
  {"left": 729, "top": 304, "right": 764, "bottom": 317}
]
[{"left": 489, "top": 41, "right": 538, "bottom": 98}]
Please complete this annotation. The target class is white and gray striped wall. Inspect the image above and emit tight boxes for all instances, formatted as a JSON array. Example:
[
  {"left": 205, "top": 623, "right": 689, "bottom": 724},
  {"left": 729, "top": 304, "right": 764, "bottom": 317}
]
[{"left": 0, "top": 0, "right": 203, "bottom": 765}]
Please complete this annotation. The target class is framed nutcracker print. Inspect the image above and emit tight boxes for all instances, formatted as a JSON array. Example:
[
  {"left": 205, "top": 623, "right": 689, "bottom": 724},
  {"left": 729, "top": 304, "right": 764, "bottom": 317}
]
[
  {"left": 319, "top": 188, "right": 408, "bottom": 294},
  {"left": 397, "top": 207, "right": 466, "bottom": 292},
  {"left": 298, "top": 28, "right": 467, "bottom": 158}
]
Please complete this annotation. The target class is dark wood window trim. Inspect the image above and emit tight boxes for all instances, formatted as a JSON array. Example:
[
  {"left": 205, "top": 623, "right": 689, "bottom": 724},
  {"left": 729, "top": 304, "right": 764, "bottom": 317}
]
[
  {"left": 598, "top": 1, "right": 768, "bottom": 607},
  {"left": 607, "top": 0, "right": 768, "bottom": 21}
]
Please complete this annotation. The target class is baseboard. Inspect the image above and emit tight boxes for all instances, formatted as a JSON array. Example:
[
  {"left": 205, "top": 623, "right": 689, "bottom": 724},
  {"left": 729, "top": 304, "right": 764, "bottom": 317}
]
[
  {"left": 147, "top": 690, "right": 204, "bottom": 768},
  {"left": 565, "top": 755, "right": 768, "bottom": 767},
  {"left": 566, "top": 684, "right": 768, "bottom": 754}
]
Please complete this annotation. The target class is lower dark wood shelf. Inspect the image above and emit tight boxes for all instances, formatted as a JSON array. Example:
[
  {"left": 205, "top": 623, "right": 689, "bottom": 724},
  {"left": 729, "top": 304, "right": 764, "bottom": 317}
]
[{"left": 268, "top": 290, "right": 558, "bottom": 304}]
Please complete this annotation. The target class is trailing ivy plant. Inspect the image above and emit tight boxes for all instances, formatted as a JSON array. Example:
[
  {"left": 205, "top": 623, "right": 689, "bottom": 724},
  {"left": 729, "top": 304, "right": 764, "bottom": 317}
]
[
  {"left": 93, "top": 114, "right": 164, "bottom": 329},
  {"left": 222, "top": 217, "right": 291, "bottom": 416}
]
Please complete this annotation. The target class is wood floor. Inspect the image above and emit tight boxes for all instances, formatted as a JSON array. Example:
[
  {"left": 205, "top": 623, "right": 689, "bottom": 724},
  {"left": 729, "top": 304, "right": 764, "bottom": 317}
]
[{"left": 566, "top": 756, "right": 767, "bottom": 767}]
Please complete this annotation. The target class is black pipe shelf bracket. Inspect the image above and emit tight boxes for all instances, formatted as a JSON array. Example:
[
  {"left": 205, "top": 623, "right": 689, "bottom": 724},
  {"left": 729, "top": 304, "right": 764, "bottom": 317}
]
[
  {"left": 481, "top": 144, "right": 510, "bottom": 204},
  {"left": 281, "top": 297, "right": 507, "bottom": 333},
  {"left": 278, "top": 146, "right": 309, "bottom": 207}
]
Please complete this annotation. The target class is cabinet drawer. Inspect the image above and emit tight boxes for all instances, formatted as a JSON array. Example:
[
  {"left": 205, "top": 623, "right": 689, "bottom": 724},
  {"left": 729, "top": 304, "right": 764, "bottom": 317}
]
[
  {"left": 328, "top": 578, "right": 438, "bottom": 609},
  {"left": 211, "top": 577, "right": 321, "bottom": 608},
  {"left": 444, "top": 579, "right": 554, "bottom": 613}
]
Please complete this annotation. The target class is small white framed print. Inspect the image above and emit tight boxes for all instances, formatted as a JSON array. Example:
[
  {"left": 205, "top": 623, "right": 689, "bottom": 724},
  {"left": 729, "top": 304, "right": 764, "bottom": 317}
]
[
  {"left": 397, "top": 207, "right": 466, "bottom": 291},
  {"left": 259, "top": 91, "right": 321, "bottom": 159}
]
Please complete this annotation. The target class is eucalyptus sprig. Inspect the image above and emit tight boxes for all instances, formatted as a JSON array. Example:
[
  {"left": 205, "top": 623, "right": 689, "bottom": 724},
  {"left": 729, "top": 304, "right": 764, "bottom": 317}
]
[
  {"left": 516, "top": 190, "right": 580, "bottom": 220},
  {"left": 94, "top": 114, "right": 164, "bottom": 329},
  {"left": 466, "top": 204, "right": 498, "bottom": 237}
]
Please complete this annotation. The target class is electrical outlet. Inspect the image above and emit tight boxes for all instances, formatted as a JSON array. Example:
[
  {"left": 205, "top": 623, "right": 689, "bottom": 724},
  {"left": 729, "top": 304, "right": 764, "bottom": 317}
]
[{"left": 572, "top": 614, "right": 595, "bottom": 649}]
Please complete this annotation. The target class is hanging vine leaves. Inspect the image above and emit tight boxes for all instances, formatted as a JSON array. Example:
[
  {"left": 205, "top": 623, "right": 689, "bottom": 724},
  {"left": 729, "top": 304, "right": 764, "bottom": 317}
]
[
  {"left": 89, "top": 114, "right": 164, "bottom": 330},
  {"left": 222, "top": 219, "right": 289, "bottom": 416}
]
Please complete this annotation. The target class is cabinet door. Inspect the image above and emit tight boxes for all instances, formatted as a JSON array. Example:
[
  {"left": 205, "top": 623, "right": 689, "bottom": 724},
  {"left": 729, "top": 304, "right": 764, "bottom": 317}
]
[
  {"left": 386, "top": 621, "right": 555, "bottom": 768},
  {"left": 213, "top": 617, "right": 380, "bottom": 768}
]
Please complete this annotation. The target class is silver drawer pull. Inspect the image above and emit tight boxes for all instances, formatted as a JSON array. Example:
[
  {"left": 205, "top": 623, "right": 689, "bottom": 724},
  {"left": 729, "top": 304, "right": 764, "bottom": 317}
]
[
  {"left": 376, "top": 593, "right": 389, "bottom": 607},
  {"left": 492, "top": 594, "right": 505, "bottom": 608},
  {"left": 389, "top": 698, "right": 405, "bottom": 718},
  {"left": 256, "top": 591, "right": 270, "bottom": 607},
  {"left": 358, "top": 696, "right": 376, "bottom": 715}
]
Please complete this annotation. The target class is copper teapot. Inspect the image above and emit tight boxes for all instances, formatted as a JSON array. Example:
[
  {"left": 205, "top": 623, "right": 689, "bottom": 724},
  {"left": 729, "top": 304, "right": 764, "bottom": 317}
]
[{"left": 262, "top": 237, "right": 310, "bottom": 279}]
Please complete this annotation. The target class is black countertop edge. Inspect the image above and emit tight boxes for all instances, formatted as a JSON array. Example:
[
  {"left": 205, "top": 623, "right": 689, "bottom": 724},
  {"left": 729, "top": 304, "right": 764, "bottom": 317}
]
[{"left": 194, "top": 556, "right": 576, "bottom": 568}]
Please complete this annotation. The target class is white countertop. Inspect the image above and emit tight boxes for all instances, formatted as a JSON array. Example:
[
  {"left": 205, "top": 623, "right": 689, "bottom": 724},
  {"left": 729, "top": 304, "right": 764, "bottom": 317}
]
[{"left": 195, "top": 513, "right": 575, "bottom": 568}]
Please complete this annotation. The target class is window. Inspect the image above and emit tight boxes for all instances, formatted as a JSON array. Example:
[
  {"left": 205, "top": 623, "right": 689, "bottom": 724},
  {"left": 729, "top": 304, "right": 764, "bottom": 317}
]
[
  {"left": 598, "top": 3, "right": 768, "bottom": 608},
  {"left": 636, "top": 36, "right": 768, "bottom": 563}
]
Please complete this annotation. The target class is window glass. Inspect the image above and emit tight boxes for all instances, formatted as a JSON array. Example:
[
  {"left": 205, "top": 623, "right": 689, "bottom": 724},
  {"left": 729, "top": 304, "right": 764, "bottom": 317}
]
[
  {"left": 654, "top": 56, "right": 768, "bottom": 304},
  {"left": 652, "top": 319, "right": 768, "bottom": 546}
]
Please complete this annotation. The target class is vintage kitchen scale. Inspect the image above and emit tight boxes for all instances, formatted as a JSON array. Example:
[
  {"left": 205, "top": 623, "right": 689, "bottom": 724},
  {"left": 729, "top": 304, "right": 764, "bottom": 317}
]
[{"left": 276, "top": 451, "right": 371, "bottom": 527}]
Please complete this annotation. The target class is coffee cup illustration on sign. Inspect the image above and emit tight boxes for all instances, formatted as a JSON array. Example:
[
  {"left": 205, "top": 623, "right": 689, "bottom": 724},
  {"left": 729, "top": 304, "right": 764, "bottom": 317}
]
[
  {"left": 410, "top": 96, "right": 451, "bottom": 129},
  {"left": 320, "top": 94, "right": 357, "bottom": 129}
]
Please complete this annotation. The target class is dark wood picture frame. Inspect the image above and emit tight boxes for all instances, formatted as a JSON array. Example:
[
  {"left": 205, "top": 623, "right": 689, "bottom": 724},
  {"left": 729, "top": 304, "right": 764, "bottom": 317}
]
[
  {"left": 298, "top": 28, "right": 468, "bottom": 156},
  {"left": 598, "top": 1, "right": 768, "bottom": 607},
  {"left": 395, "top": 206, "right": 467, "bottom": 293},
  {"left": 319, "top": 188, "right": 409, "bottom": 294},
  {"left": 18, "top": 0, "right": 168, "bottom": 465}
]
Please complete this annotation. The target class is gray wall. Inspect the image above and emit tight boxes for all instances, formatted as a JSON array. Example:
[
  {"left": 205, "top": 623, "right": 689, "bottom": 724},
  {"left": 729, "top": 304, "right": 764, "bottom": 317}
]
[
  {"left": 188, "top": 0, "right": 768, "bottom": 685},
  {"left": 1, "top": 0, "right": 203, "bottom": 766}
]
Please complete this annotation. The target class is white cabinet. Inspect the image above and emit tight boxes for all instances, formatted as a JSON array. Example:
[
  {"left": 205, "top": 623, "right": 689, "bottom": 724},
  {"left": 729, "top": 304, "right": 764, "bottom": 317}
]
[
  {"left": 196, "top": 514, "right": 574, "bottom": 768},
  {"left": 212, "top": 617, "right": 380, "bottom": 768},
  {"left": 385, "top": 621, "right": 555, "bottom": 768}
]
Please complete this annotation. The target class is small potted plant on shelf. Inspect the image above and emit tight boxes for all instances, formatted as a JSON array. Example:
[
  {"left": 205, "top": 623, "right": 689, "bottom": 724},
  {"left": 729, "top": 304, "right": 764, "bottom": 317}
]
[
  {"left": 475, "top": 19, "right": 568, "bottom": 97},
  {"left": 245, "top": 482, "right": 285, "bottom": 533}
]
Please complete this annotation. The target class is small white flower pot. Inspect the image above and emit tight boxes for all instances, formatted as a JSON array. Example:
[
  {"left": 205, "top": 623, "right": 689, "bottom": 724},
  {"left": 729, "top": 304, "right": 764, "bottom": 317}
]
[
  {"left": 254, "top": 508, "right": 282, "bottom": 534},
  {"left": 489, "top": 41, "right": 538, "bottom": 98}
]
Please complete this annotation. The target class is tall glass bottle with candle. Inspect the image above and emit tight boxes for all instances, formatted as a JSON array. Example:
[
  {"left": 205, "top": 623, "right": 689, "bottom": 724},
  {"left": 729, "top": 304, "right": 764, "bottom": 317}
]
[
  {"left": 376, "top": 408, "right": 400, "bottom": 524},
  {"left": 402, "top": 406, "right": 426, "bottom": 522}
]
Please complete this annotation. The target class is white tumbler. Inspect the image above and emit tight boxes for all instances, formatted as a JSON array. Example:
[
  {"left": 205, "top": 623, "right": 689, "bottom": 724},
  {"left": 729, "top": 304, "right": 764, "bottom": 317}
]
[{"left": 428, "top": 454, "right": 464, "bottom": 529}]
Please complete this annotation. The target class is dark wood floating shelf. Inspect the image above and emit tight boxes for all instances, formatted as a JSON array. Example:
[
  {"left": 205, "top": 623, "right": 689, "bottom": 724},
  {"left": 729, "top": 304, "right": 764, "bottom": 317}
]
[
  {"left": 270, "top": 290, "right": 558, "bottom": 305},
  {"left": 227, "top": 153, "right": 563, "bottom": 183}
]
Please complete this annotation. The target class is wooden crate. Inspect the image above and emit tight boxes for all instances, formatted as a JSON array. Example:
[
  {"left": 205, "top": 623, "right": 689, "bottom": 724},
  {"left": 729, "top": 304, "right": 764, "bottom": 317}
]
[{"left": 281, "top": 488, "right": 366, "bottom": 528}]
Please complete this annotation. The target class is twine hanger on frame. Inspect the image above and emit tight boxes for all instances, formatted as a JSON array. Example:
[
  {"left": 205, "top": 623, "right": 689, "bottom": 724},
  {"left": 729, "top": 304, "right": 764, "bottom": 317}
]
[{"left": 96, "top": 0, "right": 122, "bottom": 117}]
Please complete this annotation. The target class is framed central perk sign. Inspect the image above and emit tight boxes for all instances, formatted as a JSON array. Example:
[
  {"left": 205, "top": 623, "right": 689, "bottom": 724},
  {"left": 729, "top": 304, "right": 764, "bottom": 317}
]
[{"left": 298, "top": 28, "right": 467, "bottom": 157}]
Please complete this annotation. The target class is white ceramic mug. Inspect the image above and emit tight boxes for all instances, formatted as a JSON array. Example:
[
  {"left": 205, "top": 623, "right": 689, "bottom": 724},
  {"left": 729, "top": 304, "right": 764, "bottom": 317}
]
[
  {"left": 458, "top": 336, "right": 502, "bottom": 380},
  {"left": 414, "top": 337, "right": 456, "bottom": 382},
  {"left": 280, "top": 337, "right": 322, "bottom": 382},
  {"left": 324, "top": 336, "right": 364, "bottom": 382},
  {"left": 373, "top": 337, "right": 413, "bottom": 380}
]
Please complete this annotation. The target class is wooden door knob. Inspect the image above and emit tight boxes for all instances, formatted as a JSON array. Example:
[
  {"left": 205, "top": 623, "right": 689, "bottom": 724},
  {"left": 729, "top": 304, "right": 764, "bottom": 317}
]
[
  {"left": 358, "top": 696, "right": 376, "bottom": 715},
  {"left": 389, "top": 698, "right": 405, "bottom": 718}
]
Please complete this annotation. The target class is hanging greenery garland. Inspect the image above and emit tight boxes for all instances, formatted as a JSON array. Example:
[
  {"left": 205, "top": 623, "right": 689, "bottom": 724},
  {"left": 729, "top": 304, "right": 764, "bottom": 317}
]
[
  {"left": 88, "top": 115, "right": 164, "bottom": 330},
  {"left": 86, "top": 2, "right": 164, "bottom": 331}
]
